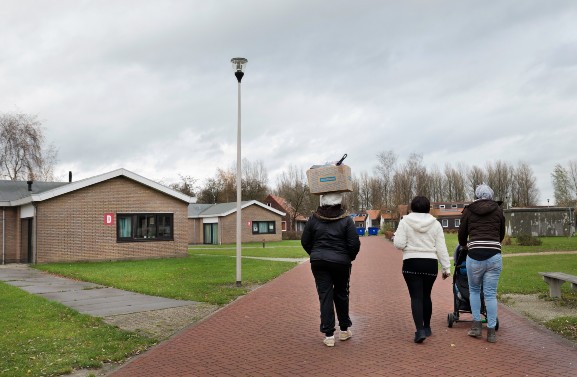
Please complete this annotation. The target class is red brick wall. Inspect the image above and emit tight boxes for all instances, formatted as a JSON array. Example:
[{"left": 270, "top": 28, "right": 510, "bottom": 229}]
[
  {"left": 219, "top": 205, "right": 282, "bottom": 244},
  {"left": 188, "top": 218, "right": 203, "bottom": 244},
  {"left": 0, "top": 207, "right": 20, "bottom": 263},
  {"left": 35, "top": 177, "right": 189, "bottom": 263}
]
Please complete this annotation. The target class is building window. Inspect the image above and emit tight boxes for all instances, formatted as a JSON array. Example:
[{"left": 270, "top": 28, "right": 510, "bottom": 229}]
[
  {"left": 281, "top": 221, "right": 287, "bottom": 231},
  {"left": 117, "top": 213, "right": 174, "bottom": 242},
  {"left": 441, "top": 219, "right": 449, "bottom": 228},
  {"left": 451, "top": 204, "right": 458, "bottom": 209},
  {"left": 439, "top": 204, "right": 446, "bottom": 209},
  {"left": 455, "top": 219, "right": 460, "bottom": 227},
  {"left": 252, "top": 221, "right": 276, "bottom": 234}
]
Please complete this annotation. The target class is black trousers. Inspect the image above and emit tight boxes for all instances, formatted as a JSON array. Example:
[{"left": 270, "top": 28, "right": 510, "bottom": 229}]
[
  {"left": 311, "top": 260, "right": 352, "bottom": 336},
  {"left": 402, "top": 258, "right": 438, "bottom": 331}
]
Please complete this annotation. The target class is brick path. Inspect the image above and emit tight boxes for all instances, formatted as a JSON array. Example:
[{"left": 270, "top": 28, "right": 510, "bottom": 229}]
[{"left": 110, "top": 237, "right": 577, "bottom": 376}]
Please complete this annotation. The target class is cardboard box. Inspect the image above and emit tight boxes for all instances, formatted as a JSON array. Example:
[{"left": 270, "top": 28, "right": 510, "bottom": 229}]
[{"left": 306, "top": 164, "right": 353, "bottom": 194}]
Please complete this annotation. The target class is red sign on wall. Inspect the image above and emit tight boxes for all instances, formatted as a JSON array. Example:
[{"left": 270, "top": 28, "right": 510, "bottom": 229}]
[{"left": 104, "top": 213, "right": 114, "bottom": 225}]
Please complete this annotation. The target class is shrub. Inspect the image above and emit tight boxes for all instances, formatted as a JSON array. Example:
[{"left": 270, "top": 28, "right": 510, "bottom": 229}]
[
  {"left": 502, "top": 235, "right": 512, "bottom": 245},
  {"left": 384, "top": 231, "right": 394, "bottom": 240},
  {"left": 282, "top": 231, "right": 301, "bottom": 240},
  {"left": 516, "top": 234, "right": 542, "bottom": 246}
]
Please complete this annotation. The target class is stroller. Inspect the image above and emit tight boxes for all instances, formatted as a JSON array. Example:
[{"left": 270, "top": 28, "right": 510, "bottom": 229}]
[{"left": 447, "top": 245, "right": 499, "bottom": 330}]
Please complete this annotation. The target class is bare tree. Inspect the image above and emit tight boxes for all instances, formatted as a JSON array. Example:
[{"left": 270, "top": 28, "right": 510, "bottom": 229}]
[
  {"left": 0, "top": 112, "right": 57, "bottom": 181},
  {"left": 242, "top": 158, "right": 269, "bottom": 201},
  {"left": 169, "top": 174, "right": 198, "bottom": 197},
  {"left": 443, "top": 163, "right": 467, "bottom": 202},
  {"left": 467, "top": 165, "right": 486, "bottom": 200},
  {"left": 375, "top": 150, "right": 397, "bottom": 210},
  {"left": 511, "top": 161, "right": 539, "bottom": 207},
  {"left": 428, "top": 165, "right": 445, "bottom": 202},
  {"left": 551, "top": 163, "right": 574, "bottom": 206},
  {"left": 275, "top": 164, "right": 314, "bottom": 229},
  {"left": 486, "top": 160, "right": 513, "bottom": 202},
  {"left": 357, "top": 171, "right": 372, "bottom": 211}
]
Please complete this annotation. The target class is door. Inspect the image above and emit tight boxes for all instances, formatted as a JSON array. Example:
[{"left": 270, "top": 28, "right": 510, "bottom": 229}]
[
  {"left": 20, "top": 218, "right": 33, "bottom": 263},
  {"left": 203, "top": 223, "right": 218, "bottom": 245}
]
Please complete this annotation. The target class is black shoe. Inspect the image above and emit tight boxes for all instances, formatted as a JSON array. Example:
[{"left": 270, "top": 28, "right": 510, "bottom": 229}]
[
  {"left": 414, "top": 329, "right": 426, "bottom": 343},
  {"left": 424, "top": 327, "right": 432, "bottom": 337}
]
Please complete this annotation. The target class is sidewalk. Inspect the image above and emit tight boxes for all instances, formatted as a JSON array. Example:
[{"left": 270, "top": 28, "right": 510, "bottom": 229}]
[
  {"left": 110, "top": 237, "right": 577, "bottom": 376},
  {"left": 0, "top": 264, "right": 197, "bottom": 317}
]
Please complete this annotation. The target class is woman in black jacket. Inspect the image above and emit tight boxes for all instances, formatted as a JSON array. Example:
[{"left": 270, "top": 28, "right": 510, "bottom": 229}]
[
  {"left": 301, "top": 192, "right": 361, "bottom": 347},
  {"left": 458, "top": 184, "right": 505, "bottom": 343}
]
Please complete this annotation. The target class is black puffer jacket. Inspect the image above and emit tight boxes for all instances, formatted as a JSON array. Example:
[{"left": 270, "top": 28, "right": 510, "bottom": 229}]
[
  {"left": 301, "top": 205, "right": 361, "bottom": 265},
  {"left": 458, "top": 199, "right": 505, "bottom": 247}
]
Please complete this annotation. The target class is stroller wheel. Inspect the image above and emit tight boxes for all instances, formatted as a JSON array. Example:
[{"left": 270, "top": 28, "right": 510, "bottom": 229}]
[
  {"left": 495, "top": 318, "right": 499, "bottom": 331},
  {"left": 447, "top": 313, "right": 455, "bottom": 328}
]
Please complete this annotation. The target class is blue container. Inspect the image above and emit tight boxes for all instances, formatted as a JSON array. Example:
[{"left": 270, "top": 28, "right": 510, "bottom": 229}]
[
  {"left": 356, "top": 227, "right": 366, "bottom": 236},
  {"left": 368, "top": 227, "right": 379, "bottom": 236}
]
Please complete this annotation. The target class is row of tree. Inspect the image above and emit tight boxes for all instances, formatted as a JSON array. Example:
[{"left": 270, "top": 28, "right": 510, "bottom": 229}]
[{"left": 3, "top": 112, "right": 576, "bottom": 216}]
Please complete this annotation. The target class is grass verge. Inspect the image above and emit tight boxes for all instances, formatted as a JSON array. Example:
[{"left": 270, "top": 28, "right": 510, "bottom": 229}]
[{"left": 0, "top": 282, "right": 155, "bottom": 377}]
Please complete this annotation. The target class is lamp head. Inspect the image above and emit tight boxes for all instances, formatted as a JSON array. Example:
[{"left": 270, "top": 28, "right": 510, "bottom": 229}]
[{"left": 231, "top": 57, "right": 247, "bottom": 82}]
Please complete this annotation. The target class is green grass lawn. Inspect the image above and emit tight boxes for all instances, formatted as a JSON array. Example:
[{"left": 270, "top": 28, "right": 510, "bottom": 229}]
[
  {"left": 35, "top": 255, "right": 298, "bottom": 305},
  {"left": 188, "top": 240, "right": 308, "bottom": 258},
  {"left": 0, "top": 282, "right": 155, "bottom": 377}
]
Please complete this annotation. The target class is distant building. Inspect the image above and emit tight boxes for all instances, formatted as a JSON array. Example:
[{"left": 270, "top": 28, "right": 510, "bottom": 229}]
[
  {"left": 504, "top": 207, "right": 576, "bottom": 237},
  {"left": 188, "top": 200, "right": 285, "bottom": 245}
]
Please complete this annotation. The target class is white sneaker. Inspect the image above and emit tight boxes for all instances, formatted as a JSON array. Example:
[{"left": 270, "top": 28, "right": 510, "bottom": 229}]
[
  {"left": 340, "top": 329, "right": 353, "bottom": 341},
  {"left": 323, "top": 336, "right": 335, "bottom": 347}
]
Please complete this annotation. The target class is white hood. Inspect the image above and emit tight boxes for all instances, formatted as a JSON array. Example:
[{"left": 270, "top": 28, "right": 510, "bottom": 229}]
[{"left": 402, "top": 212, "right": 438, "bottom": 233}]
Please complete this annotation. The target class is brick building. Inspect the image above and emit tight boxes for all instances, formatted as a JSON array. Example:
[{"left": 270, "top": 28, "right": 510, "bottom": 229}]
[
  {"left": 0, "top": 169, "right": 194, "bottom": 264},
  {"left": 188, "top": 200, "right": 285, "bottom": 244}
]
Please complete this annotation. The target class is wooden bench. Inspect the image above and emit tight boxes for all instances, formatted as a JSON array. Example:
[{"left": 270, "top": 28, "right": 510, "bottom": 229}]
[{"left": 538, "top": 272, "right": 577, "bottom": 298}]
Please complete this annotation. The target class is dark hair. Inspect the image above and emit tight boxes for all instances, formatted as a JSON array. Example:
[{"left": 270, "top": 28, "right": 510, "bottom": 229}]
[{"left": 410, "top": 196, "right": 430, "bottom": 213}]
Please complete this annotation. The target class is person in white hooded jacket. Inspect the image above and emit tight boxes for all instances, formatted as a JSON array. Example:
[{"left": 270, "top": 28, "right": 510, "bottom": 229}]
[{"left": 393, "top": 196, "right": 451, "bottom": 343}]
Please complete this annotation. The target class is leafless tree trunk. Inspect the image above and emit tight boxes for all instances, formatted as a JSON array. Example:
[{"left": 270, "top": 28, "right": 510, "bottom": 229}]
[
  {"left": 0, "top": 112, "right": 57, "bottom": 181},
  {"left": 242, "top": 158, "right": 269, "bottom": 201},
  {"left": 486, "top": 160, "right": 513, "bottom": 202},
  {"left": 467, "top": 165, "right": 486, "bottom": 200},
  {"left": 275, "top": 164, "right": 313, "bottom": 229},
  {"left": 511, "top": 161, "right": 539, "bottom": 207},
  {"left": 375, "top": 150, "right": 397, "bottom": 210}
]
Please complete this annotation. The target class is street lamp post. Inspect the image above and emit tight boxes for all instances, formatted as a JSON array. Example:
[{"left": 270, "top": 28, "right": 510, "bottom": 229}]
[{"left": 231, "top": 57, "right": 247, "bottom": 287}]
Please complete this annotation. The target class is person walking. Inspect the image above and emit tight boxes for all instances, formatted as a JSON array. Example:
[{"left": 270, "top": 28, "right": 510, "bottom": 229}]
[
  {"left": 393, "top": 196, "right": 451, "bottom": 343},
  {"left": 458, "top": 184, "right": 505, "bottom": 343},
  {"left": 301, "top": 192, "right": 361, "bottom": 347}
]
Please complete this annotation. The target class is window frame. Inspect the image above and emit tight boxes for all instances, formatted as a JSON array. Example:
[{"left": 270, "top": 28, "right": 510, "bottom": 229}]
[
  {"left": 252, "top": 220, "right": 276, "bottom": 235},
  {"left": 117, "top": 213, "right": 174, "bottom": 242},
  {"left": 441, "top": 219, "right": 449, "bottom": 228}
]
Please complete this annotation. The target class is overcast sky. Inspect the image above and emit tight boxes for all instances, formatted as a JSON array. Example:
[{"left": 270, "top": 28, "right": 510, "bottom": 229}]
[{"left": 2, "top": 1, "right": 576, "bottom": 205}]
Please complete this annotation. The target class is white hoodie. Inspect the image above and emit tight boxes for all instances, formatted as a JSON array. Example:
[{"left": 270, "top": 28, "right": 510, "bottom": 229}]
[{"left": 393, "top": 212, "right": 451, "bottom": 273}]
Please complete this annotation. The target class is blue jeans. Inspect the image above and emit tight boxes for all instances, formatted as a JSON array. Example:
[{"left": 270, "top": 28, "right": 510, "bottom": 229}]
[{"left": 466, "top": 254, "right": 502, "bottom": 328}]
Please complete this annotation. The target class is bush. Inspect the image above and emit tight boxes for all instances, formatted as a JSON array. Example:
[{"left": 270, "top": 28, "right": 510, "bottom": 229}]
[
  {"left": 384, "top": 231, "right": 394, "bottom": 240},
  {"left": 502, "top": 235, "right": 512, "bottom": 245},
  {"left": 516, "top": 234, "right": 542, "bottom": 246},
  {"left": 282, "top": 231, "right": 301, "bottom": 240}
]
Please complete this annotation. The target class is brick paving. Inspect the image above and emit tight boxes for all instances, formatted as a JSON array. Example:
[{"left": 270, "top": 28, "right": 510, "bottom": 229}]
[{"left": 110, "top": 237, "right": 577, "bottom": 376}]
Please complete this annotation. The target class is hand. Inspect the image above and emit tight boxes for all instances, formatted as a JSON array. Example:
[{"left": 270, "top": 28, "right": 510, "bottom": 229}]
[{"left": 442, "top": 271, "right": 451, "bottom": 280}]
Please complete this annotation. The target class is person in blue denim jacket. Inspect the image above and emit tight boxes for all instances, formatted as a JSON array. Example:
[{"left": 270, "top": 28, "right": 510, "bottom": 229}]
[{"left": 458, "top": 184, "right": 506, "bottom": 343}]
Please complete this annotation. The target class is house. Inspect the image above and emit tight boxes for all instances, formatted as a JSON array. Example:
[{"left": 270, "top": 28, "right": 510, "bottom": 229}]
[
  {"left": 380, "top": 209, "right": 399, "bottom": 230},
  {"left": 430, "top": 202, "right": 468, "bottom": 231},
  {"left": 504, "top": 206, "right": 576, "bottom": 237},
  {"left": 188, "top": 200, "right": 285, "bottom": 244},
  {"left": 0, "top": 169, "right": 195, "bottom": 264},
  {"left": 263, "top": 194, "right": 307, "bottom": 233},
  {"left": 365, "top": 210, "right": 381, "bottom": 228},
  {"left": 351, "top": 213, "right": 370, "bottom": 229}
]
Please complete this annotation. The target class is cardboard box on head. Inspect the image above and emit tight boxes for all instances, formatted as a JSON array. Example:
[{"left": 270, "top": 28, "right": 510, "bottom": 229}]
[{"left": 307, "top": 164, "right": 353, "bottom": 194}]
